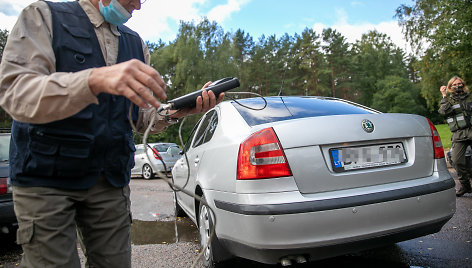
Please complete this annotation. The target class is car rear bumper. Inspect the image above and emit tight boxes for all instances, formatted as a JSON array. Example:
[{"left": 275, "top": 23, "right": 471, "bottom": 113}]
[
  {"left": 209, "top": 177, "right": 456, "bottom": 264},
  {"left": 218, "top": 215, "right": 451, "bottom": 264},
  {"left": 0, "top": 199, "right": 18, "bottom": 229}
]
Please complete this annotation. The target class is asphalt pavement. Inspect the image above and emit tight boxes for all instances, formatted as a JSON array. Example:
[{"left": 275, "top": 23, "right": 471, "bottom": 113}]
[{"left": 1, "top": 171, "right": 471, "bottom": 268}]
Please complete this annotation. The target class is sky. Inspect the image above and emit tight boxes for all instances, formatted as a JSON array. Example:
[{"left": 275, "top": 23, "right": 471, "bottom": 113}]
[{"left": 0, "top": 0, "right": 414, "bottom": 53}]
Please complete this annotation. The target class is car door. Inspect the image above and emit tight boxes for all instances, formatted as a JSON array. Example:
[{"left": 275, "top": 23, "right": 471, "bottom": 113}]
[
  {"left": 131, "top": 146, "right": 145, "bottom": 175},
  {"left": 165, "top": 145, "right": 181, "bottom": 169},
  {"left": 173, "top": 110, "right": 218, "bottom": 215}
]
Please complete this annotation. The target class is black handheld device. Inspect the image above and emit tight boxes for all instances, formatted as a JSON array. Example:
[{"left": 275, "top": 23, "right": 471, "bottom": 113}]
[{"left": 164, "top": 77, "right": 240, "bottom": 110}]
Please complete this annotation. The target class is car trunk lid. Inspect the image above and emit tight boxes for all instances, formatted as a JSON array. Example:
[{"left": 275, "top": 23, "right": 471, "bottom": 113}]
[{"left": 272, "top": 113, "right": 435, "bottom": 194}]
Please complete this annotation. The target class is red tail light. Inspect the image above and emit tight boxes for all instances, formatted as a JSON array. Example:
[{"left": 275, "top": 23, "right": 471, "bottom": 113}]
[
  {"left": 151, "top": 148, "right": 162, "bottom": 160},
  {"left": 427, "top": 118, "right": 445, "bottom": 159},
  {"left": 0, "top": 178, "right": 8, "bottom": 194},
  {"left": 237, "top": 127, "right": 292, "bottom": 180}
]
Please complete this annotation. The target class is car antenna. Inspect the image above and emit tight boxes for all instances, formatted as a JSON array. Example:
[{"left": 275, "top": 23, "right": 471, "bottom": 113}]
[{"left": 278, "top": 69, "right": 286, "bottom": 96}]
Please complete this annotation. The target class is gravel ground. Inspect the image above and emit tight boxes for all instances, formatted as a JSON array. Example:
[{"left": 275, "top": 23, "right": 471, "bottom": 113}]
[{"left": 131, "top": 243, "right": 203, "bottom": 268}]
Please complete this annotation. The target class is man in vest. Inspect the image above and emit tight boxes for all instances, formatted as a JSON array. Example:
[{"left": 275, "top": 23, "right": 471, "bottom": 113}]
[
  {"left": 0, "top": 0, "right": 223, "bottom": 267},
  {"left": 439, "top": 76, "right": 472, "bottom": 197}
]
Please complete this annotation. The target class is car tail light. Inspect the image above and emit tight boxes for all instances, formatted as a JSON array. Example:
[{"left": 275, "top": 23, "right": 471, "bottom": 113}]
[
  {"left": 0, "top": 178, "right": 8, "bottom": 194},
  {"left": 237, "top": 127, "right": 292, "bottom": 180},
  {"left": 427, "top": 118, "right": 445, "bottom": 159},
  {"left": 151, "top": 148, "right": 162, "bottom": 160}
]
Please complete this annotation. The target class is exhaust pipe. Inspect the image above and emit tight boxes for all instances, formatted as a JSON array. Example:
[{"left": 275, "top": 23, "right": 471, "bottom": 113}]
[
  {"left": 280, "top": 258, "right": 292, "bottom": 266},
  {"left": 280, "top": 255, "right": 307, "bottom": 266},
  {"left": 295, "top": 255, "right": 307, "bottom": 264}
]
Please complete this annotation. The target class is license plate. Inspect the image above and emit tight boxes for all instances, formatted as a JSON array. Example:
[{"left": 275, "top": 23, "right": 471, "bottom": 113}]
[{"left": 330, "top": 142, "right": 407, "bottom": 172}]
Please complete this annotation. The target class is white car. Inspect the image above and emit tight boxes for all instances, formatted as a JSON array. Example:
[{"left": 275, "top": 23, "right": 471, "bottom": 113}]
[
  {"left": 132, "top": 143, "right": 181, "bottom": 179},
  {"left": 172, "top": 96, "right": 456, "bottom": 267}
]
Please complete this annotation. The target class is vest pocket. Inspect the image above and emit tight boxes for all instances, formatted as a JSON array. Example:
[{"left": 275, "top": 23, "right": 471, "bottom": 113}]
[
  {"left": 56, "top": 145, "right": 91, "bottom": 177},
  {"left": 25, "top": 129, "right": 94, "bottom": 177},
  {"left": 456, "top": 113, "right": 468, "bottom": 129},
  {"left": 25, "top": 141, "right": 58, "bottom": 177},
  {"left": 447, "top": 117, "right": 458, "bottom": 132}
]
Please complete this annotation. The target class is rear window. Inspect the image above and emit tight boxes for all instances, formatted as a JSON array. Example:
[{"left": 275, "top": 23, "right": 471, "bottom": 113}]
[
  {"left": 232, "top": 96, "right": 377, "bottom": 126},
  {"left": 153, "top": 144, "right": 176, "bottom": 152}
]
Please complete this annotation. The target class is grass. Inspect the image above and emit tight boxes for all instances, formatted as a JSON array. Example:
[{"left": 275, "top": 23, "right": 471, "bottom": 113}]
[{"left": 435, "top": 124, "right": 452, "bottom": 150}]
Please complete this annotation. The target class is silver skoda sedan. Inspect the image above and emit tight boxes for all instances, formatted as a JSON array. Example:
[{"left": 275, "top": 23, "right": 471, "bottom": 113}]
[
  {"left": 172, "top": 96, "right": 456, "bottom": 267},
  {"left": 132, "top": 142, "right": 181, "bottom": 179}
]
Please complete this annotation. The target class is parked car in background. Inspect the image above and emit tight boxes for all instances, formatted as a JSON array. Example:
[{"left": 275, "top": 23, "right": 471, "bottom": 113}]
[
  {"left": 172, "top": 96, "right": 456, "bottom": 267},
  {"left": 132, "top": 143, "right": 181, "bottom": 179},
  {"left": 0, "top": 129, "right": 17, "bottom": 235}
]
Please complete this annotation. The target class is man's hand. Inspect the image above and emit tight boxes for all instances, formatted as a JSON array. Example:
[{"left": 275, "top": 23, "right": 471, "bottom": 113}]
[
  {"left": 169, "top": 81, "right": 225, "bottom": 119},
  {"left": 440, "top": 85, "right": 447, "bottom": 97},
  {"left": 88, "top": 59, "right": 166, "bottom": 109}
]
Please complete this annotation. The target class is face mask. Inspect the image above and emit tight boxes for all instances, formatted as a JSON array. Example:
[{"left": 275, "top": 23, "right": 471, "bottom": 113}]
[
  {"left": 453, "top": 85, "right": 465, "bottom": 93},
  {"left": 99, "top": 0, "right": 131, "bottom": 25}
]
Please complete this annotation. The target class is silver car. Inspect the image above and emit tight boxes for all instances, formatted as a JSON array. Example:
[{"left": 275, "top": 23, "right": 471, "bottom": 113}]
[
  {"left": 132, "top": 142, "right": 181, "bottom": 179},
  {"left": 172, "top": 96, "right": 456, "bottom": 267}
]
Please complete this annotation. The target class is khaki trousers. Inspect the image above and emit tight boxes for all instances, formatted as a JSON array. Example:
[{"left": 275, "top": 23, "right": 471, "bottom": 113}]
[{"left": 13, "top": 176, "right": 132, "bottom": 268}]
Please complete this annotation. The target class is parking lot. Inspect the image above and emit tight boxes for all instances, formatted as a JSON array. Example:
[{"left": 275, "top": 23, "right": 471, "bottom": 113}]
[{"left": 1, "top": 172, "right": 471, "bottom": 267}]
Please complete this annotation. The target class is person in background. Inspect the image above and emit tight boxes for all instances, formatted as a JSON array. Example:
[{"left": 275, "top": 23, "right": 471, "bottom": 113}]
[
  {"left": 439, "top": 76, "right": 472, "bottom": 197},
  {"left": 0, "top": 0, "right": 223, "bottom": 267}
]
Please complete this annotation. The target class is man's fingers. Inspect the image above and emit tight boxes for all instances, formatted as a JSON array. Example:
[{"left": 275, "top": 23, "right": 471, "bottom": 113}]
[
  {"left": 208, "top": 90, "right": 216, "bottom": 108},
  {"left": 216, "top": 93, "right": 225, "bottom": 104},
  {"left": 195, "top": 95, "right": 203, "bottom": 113},
  {"left": 201, "top": 90, "right": 211, "bottom": 112},
  {"left": 132, "top": 63, "right": 167, "bottom": 101},
  {"left": 126, "top": 79, "right": 161, "bottom": 108},
  {"left": 202, "top": 81, "right": 212, "bottom": 89}
]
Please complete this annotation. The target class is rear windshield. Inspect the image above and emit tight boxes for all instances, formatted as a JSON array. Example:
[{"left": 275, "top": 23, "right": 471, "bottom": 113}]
[
  {"left": 153, "top": 144, "right": 176, "bottom": 152},
  {"left": 232, "top": 96, "right": 377, "bottom": 126}
]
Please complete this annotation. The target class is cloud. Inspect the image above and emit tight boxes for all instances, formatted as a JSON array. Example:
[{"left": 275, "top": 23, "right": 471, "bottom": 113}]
[
  {"left": 0, "top": 1, "right": 18, "bottom": 16},
  {"left": 312, "top": 14, "right": 412, "bottom": 54},
  {"left": 124, "top": 0, "right": 205, "bottom": 43},
  {"left": 0, "top": 0, "right": 67, "bottom": 31},
  {"left": 127, "top": 0, "right": 251, "bottom": 43},
  {"left": 350, "top": 1, "right": 364, "bottom": 7},
  {"left": 207, "top": 0, "right": 250, "bottom": 23}
]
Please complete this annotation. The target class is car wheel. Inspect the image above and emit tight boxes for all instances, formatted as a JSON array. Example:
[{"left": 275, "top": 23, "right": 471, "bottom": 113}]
[
  {"left": 142, "top": 164, "right": 154, "bottom": 180},
  {"left": 198, "top": 196, "right": 232, "bottom": 267},
  {"left": 199, "top": 196, "right": 217, "bottom": 268}
]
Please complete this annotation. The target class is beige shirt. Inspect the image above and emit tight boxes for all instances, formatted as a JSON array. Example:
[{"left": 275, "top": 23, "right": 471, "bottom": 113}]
[{"left": 0, "top": 0, "right": 170, "bottom": 133}]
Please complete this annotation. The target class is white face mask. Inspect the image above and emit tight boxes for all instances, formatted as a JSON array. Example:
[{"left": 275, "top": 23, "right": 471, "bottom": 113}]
[{"left": 98, "top": 0, "right": 132, "bottom": 25}]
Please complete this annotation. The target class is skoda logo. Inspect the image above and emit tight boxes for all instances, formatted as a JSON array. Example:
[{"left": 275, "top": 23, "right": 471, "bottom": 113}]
[{"left": 361, "top": 119, "right": 374, "bottom": 133}]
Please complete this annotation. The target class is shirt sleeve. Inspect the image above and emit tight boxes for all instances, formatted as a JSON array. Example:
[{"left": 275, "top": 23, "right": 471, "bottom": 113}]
[
  {"left": 438, "top": 97, "right": 453, "bottom": 116},
  {"left": 0, "top": 2, "right": 98, "bottom": 124}
]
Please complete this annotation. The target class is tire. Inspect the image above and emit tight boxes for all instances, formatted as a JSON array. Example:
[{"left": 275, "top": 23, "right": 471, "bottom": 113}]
[
  {"left": 174, "top": 191, "right": 187, "bottom": 217},
  {"left": 142, "top": 164, "right": 154, "bottom": 180},
  {"left": 198, "top": 196, "right": 231, "bottom": 267}
]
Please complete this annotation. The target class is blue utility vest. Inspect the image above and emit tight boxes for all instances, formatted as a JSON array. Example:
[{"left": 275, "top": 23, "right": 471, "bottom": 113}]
[{"left": 9, "top": 1, "right": 142, "bottom": 189}]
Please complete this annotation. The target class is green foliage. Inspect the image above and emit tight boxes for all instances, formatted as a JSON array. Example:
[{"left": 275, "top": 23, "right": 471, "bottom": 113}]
[
  {"left": 0, "top": 28, "right": 8, "bottom": 63},
  {"left": 322, "top": 28, "right": 352, "bottom": 99},
  {"left": 372, "top": 75, "right": 427, "bottom": 115},
  {"left": 396, "top": 0, "right": 472, "bottom": 111},
  {"left": 351, "top": 31, "right": 408, "bottom": 107},
  {"left": 435, "top": 124, "right": 452, "bottom": 149}
]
